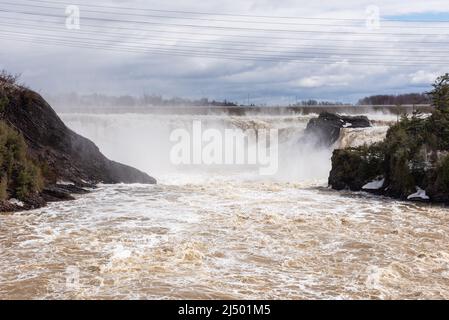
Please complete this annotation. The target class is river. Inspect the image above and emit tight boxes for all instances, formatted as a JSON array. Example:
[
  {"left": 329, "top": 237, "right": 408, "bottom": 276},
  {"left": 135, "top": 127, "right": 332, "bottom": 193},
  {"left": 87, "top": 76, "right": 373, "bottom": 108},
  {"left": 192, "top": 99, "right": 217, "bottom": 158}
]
[{"left": 1, "top": 112, "right": 449, "bottom": 299}]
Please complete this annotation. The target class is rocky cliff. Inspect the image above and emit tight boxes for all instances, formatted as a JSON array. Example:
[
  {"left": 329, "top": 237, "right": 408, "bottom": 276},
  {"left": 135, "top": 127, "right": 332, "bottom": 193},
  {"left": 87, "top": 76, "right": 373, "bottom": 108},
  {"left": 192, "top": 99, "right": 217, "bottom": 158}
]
[
  {"left": 328, "top": 74, "right": 449, "bottom": 203},
  {"left": 328, "top": 111, "right": 449, "bottom": 202},
  {"left": 0, "top": 79, "right": 156, "bottom": 211}
]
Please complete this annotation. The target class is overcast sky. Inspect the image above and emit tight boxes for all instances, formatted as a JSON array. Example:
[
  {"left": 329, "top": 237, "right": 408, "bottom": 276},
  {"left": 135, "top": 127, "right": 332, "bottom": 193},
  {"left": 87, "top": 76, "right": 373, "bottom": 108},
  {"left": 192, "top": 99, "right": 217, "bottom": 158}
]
[{"left": 1, "top": 0, "right": 449, "bottom": 104}]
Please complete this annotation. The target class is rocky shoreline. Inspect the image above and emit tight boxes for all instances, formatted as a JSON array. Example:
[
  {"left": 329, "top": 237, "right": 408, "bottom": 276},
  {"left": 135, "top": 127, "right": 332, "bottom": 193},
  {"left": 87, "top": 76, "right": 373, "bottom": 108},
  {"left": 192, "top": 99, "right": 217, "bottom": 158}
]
[
  {"left": 0, "top": 183, "right": 92, "bottom": 212},
  {"left": 0, "top": 75, "right": 156, "bottom": 213}
]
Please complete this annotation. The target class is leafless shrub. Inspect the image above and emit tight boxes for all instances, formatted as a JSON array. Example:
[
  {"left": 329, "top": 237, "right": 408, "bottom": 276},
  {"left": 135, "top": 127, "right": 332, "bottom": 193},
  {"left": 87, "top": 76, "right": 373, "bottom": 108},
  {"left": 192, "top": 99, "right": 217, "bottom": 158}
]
[{"left": 0, "top": 70, "right": 21, "bottom": 85}]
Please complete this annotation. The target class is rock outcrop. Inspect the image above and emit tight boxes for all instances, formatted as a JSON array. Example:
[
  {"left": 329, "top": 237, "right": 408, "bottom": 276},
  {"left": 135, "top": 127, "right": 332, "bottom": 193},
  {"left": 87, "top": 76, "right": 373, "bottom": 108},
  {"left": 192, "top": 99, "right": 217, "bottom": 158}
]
[
  {"left": 328, "top": 74, "right": 449, "bottom": 203},
  {"left": 304, "top": 112, "right": 371, "bottom": 147},
  {"left": 328, "top": 146, "right": 384, "bottom": 191},
  {"left": 0, "top": 81, "right": 156, "bottom": 211},
  {"left": 328, "top": 110, "right": 449, "bottom": 203}
]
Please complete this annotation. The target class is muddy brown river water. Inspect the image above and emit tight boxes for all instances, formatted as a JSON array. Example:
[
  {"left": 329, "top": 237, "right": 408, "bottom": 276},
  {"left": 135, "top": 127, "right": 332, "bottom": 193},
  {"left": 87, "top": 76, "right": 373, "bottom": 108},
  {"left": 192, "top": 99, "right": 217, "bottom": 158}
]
[{"left": 1, "top": 113, "right": 448, "bottom": 299}]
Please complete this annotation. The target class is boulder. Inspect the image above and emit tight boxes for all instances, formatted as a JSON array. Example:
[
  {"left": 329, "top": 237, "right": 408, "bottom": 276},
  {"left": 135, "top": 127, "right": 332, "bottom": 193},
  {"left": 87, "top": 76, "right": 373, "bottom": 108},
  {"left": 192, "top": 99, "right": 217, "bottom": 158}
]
[
  {"left": 328, "top": 147, "right": 384, "bottom": 191},
  {"left": 304, "top": 112, "right": 371, "bottom": 147}
]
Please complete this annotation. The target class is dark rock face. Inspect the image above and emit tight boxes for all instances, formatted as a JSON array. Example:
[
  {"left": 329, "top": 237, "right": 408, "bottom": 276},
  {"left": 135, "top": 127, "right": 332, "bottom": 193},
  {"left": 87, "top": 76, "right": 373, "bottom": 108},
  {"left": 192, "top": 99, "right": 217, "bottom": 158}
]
[
  {"left": 0, "top": 83, "right": 156, "bottom": 211},
  {"left": 304, "top": 112, "right": 371, "bottom": 147},
  {"left": 41, "top": 186, "right": 77, "bottom": 202},
  {"left": 328, "top": 147, "right": 384, "bottom": 191},
  {"left": 328, "top": 109, "right": 449, "bottom": 203},
  {"left": 2, "top": 84, "right": 156, "bottom": 186},
  {"left": 0, "top": 194, "right": 46, "bottom": 212}
]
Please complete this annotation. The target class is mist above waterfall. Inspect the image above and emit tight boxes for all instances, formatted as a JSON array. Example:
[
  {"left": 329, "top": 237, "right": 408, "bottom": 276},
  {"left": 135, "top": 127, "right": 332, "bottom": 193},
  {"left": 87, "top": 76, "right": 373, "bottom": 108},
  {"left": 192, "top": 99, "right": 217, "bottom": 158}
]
[{"left": 60, "top": 111, "right": 392, "bottom": 185}]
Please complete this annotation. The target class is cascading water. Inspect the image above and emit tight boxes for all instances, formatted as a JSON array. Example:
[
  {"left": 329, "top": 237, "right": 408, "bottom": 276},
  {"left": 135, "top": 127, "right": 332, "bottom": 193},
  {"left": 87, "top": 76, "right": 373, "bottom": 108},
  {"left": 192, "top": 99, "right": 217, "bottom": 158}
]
[
  {"left": 337, "top": 126, "right": 389, "bottom": 149},
  {"left": 2, "top": 111, "right": 449, "bottom": 300},
  {"left": 59, "top": 112, "right": 381, "bottom": 184}
]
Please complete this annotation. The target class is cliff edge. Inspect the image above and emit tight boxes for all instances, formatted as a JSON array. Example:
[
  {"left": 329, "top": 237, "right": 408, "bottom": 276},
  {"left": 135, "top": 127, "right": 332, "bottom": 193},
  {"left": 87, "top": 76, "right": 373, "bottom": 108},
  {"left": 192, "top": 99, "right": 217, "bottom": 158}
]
[{"left": 0, "top": 75, "right": 156, "bottom": 211}]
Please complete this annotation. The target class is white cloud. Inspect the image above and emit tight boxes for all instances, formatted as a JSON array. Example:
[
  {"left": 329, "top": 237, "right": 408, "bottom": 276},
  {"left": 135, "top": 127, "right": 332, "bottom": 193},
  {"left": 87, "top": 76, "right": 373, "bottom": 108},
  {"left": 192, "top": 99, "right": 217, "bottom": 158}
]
[
  {"left": 410, "top": 70, "right": 439, "bottom": 85},
  {"left": 297, "top": 77, "right": 325, "bottom": 88},
  {"left": 0, "top": 0, "right": 447, "bottom": 103},
  {"left": 295, "top": 74, "right": 355, "bottom": 88}
]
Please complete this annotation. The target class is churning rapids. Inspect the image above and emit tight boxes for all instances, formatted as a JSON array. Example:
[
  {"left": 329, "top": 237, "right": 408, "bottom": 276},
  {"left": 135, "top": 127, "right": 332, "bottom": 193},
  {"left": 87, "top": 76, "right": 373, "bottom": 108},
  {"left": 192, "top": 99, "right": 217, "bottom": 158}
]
[{"left": 2, "top": 112, "right": 449, "bottom": 299}]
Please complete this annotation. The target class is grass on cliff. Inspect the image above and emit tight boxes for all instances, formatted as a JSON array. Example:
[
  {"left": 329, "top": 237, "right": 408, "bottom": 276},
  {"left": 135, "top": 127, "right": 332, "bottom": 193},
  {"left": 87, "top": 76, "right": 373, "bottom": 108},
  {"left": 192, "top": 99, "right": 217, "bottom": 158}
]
[
  {"left": 0, "top": 121, "right": 44, "bottom": 201},
  {"left": 0, "top": 87, "right": 8, "bottom": 114},
  {"left": 0, "top": 70, "right": 45, "bottom": 202}
]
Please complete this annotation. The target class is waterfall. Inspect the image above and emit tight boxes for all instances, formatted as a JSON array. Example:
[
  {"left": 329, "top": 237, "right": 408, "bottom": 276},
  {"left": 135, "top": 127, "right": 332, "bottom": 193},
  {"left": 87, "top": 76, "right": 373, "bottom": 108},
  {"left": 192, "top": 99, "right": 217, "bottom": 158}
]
[
  {"left": 60, "top": 112, "right": 396, "bottom": 184},
  {"left": 337, "top": 126, "right": 389, "bottom": 149}
]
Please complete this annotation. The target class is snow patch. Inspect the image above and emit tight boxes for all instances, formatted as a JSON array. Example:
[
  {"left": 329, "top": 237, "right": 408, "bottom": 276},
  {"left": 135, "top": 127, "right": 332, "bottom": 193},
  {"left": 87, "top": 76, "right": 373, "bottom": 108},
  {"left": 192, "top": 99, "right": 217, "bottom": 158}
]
[
  {"left": 57, "top": 180, "right": 75, "bottom": 186},
  {"left": 362, "top": 178, "right": 385, "bottom": 190},
  {"left": 407, "top": 187, "right": 430, "bottom": 201},
  {"left": 8, "top": 198, "right": 24, "bottom": 207}
]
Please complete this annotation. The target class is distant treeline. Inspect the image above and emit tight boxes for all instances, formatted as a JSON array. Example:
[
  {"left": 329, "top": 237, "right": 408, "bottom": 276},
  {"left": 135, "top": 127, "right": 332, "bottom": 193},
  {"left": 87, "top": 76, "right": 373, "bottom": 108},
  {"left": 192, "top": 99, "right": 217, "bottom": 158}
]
[
  {"left": 46, "top": 92, "right": 432, "bottom": 110},
  {"left": 47, "top": 93, "right": 238, "bottom": 109},
  {"left": 292, "top": 99, "right": 347, "bottom": 106},
  {"left": 357, "top": 93, "right": 430, "bottom": 105}
]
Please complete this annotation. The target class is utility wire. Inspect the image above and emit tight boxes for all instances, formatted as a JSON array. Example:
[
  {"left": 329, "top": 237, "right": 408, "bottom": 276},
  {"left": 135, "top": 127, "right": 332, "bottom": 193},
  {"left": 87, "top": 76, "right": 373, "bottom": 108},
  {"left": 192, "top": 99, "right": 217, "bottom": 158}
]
[
  {"left": 2, "top": 22, "right": 449, "bottom": 59},
  {"left": 1, "top": 12, "right": 447, "bottom": 45},
  {"left": 13, "top": 0, "right": 449, "bottom": 24},
  {"left": 1, "top": 8, "right": 449, "bottom": 37},
  {"left": 2, "top": 31, "right": 449, "bottom": 66},
  {"left": 4, "top": 1, "right": 449, "bottom": 30}
]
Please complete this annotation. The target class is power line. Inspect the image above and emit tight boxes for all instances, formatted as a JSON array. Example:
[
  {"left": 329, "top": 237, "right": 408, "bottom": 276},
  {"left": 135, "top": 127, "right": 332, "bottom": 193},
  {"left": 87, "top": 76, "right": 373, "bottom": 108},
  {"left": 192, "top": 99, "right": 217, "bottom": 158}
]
[
  {"left": 2, "top": 1, "right": 449, "bottom": 66},
  {"left": 2, "top": 22, "right": 449, "bottom": 59},
  {"left": 3, "top": 28, "right": 449, "bottom": 63},
  {"left": 0, "top": 33, "right": 417, "bottom": 66},
  {"left": 2, "top": 7, "right": 449, "bottom": 37},
  {"left": 0, "top": 1, "right": 366, "bottom": 28},
  {"left": 2, "top": 31, "right": 449, "bottom": 66},
  {"left": 14, "top": 0, "right": 449, "bottom": 24},
  {"left": 0, "top": 20, "right": 444, "bottom": 55},
  {"left": 4, "top": 0, "right": 449, "bottom": 30},
  {"left": 1, "top": 13, "right": 448, "bottom": 45}
]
